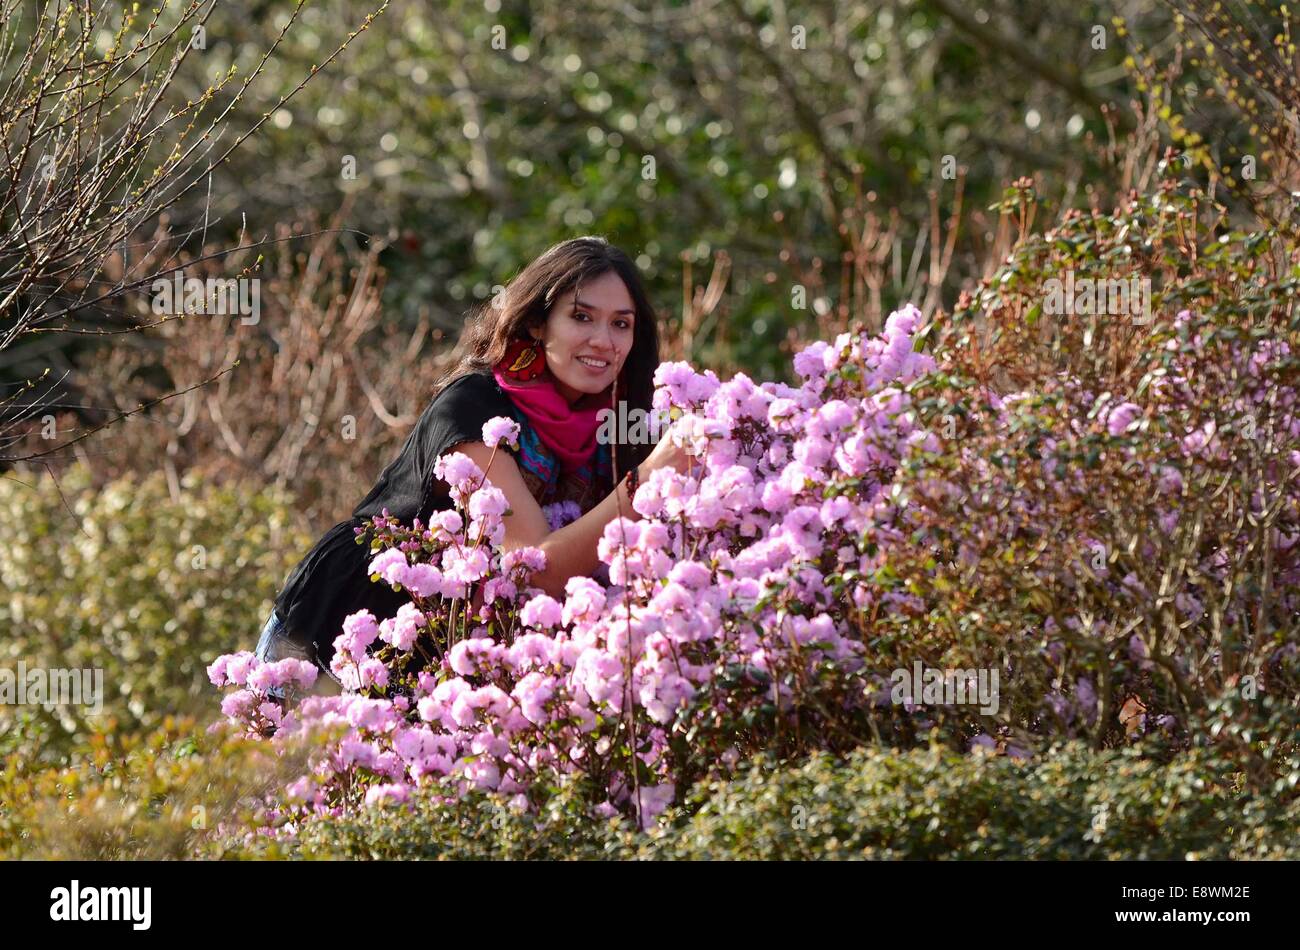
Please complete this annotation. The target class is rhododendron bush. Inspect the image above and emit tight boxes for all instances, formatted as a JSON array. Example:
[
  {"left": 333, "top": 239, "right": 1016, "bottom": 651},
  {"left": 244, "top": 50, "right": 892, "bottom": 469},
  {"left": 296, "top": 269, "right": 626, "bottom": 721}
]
[
  {"left": 882, "top": 307, "right": 1299, "bottom": 765},
  {"left": 209, "top": 303, "right": 1300, "bottom": 832}
]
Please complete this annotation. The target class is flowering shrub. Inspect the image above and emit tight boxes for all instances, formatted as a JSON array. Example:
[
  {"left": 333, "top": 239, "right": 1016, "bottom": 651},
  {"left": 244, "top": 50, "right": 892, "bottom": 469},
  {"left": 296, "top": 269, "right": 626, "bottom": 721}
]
[
  {"left": 209, "top": 307, "right": 945, "bottom": 829},
  {"left": 210, "top": 291, "right": 1300, "bottom": 832},
  {"left": 887, "top": 182, "right": 1300, "bottom": 786},
  {"left": 887, "top": 306, "right": 1300, "bottom": 766}
]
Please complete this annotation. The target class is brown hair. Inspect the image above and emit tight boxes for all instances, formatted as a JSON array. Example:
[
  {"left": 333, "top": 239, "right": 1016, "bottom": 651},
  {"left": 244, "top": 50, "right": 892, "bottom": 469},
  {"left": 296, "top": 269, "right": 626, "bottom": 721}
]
[{"left": 435, "top": 235, "right": 662, "bottom": 475}]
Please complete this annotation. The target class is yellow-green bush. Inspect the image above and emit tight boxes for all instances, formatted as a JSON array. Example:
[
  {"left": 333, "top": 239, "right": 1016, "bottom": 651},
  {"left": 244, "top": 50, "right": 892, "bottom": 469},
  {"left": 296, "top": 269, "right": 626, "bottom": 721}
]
[
  {"left": 0, "top": 465, "right": 310, "bottom": 763},
  {"left": 0, "top": 716, "right": 316, "bottom": 860}
]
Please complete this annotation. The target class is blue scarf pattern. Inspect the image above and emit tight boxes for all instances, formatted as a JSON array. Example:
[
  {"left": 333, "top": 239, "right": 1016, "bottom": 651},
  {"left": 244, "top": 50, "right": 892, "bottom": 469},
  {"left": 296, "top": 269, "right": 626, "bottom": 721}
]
[{"left": 504, "top": 402, "right": 612, "bottom": 510}]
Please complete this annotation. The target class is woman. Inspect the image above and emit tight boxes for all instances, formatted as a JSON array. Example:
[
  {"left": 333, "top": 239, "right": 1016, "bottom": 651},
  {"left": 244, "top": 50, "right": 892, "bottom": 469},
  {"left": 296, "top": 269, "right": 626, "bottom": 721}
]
[{"left": 253, "top": 236, "right": 689, "bottom": 696}]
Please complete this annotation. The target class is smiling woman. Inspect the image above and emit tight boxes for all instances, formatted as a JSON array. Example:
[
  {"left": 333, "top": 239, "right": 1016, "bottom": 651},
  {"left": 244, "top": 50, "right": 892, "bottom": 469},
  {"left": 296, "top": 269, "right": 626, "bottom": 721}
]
[{"left": 253, "top": 236, "right": 690, "bottom": 694}]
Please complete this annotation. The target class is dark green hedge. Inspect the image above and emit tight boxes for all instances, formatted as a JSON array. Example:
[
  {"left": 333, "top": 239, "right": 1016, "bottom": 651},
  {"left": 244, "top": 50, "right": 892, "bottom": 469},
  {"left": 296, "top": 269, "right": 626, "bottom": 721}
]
[{"left": 235, "top": 741, "right": 1298, "bottom": 860}]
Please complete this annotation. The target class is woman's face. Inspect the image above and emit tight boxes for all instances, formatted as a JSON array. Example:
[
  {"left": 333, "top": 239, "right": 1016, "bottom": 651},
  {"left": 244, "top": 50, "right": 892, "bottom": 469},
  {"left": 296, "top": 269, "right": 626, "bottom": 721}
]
[{"left": 530, "top": 270, "right": 636, "bottom": 406}]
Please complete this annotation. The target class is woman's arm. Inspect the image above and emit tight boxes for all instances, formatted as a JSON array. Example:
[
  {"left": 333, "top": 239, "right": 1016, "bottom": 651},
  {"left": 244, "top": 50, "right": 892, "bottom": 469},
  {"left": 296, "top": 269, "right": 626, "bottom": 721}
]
[{"left": 450, "top": 440, "right": 648, "bottom": 599}]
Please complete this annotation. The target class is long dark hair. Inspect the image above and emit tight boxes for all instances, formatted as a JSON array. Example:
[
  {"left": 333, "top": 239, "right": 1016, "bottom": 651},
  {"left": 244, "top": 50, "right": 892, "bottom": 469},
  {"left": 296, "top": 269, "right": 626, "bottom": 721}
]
[{"left": 435, "top": 235, "right": 662, "bottom": 478}]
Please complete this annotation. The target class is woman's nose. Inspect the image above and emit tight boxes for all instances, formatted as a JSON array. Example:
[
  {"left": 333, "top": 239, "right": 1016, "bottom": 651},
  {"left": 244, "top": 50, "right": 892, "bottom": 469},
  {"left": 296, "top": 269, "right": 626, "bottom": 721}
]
[{"left": 589, "top": 326, "right": 614, "bottom": 352}]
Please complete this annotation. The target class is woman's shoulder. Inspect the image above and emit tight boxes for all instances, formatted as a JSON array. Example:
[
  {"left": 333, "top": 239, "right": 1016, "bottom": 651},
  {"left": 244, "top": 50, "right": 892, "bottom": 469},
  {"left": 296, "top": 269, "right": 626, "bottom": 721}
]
[
  {"left": 439, "top": 369, "right": 503, "bottom": 395},
  {"left": 430, "top": 371, "right": 512, "bottom": 414},
  {"left": 420, "top": 371, "right": 516, "bottom": 445}
]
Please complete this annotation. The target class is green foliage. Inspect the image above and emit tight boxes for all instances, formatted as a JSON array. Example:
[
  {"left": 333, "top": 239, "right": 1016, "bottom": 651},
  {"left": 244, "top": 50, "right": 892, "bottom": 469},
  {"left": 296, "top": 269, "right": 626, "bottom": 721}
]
[
  {"left": 0, "top": 466, "right": 311, "bottom": 763},
  {"left": 656, "top": 742, "right": 1296, "bottom": 860},
  {"left": 224, "top": 741, "right": 1298, "bottom": 860}
]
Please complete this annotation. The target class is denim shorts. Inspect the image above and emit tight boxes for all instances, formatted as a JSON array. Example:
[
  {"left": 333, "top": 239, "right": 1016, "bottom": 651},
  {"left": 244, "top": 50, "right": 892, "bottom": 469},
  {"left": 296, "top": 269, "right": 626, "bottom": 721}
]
[{"left": 254, "top": 610, "right": 341, "bottom": 700}]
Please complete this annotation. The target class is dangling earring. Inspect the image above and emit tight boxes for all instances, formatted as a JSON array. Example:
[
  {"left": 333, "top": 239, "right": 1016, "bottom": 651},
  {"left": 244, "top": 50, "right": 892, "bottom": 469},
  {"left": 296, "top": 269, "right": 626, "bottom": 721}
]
[{"left": 497, "top": 334, "right": 546, "bottom": 381}]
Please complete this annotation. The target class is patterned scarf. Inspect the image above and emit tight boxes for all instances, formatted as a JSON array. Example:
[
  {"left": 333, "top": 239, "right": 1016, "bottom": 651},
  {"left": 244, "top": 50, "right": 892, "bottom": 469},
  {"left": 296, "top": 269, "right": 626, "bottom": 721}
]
[{"left": 491, "top": 366, "right": 610, "bottom": 474}]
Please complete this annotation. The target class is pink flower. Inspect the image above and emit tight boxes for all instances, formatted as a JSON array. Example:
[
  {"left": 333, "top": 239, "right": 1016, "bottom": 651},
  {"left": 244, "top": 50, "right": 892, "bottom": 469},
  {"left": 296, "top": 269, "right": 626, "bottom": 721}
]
[
  {"left": 508, "top": 633, "right": 557, "bottom": 671},
  {"left": 206, "top": 655, "right": 231, "bottom": 687},
  {"left": 344, "top": 696, "right": 398, "bottom": 732},
  {"left": 563, "top": 577, "right": 607, "bottom": 625},
  {"left": 793, "top": 432, "right": 834, "bottom": 468},
  {"left": 668, "top": 561, "right": 712, "bottom": 589},
  {"left": 247, "top": 663, "right": 280, "bottom": 693},
  {"left": 760, "top": 480, "right": 793, "bottom": 513},
  {"left": 289, "top": 659, "right": 319, "bottom": 689},
  {"left": 884, "top": 303, "right": 922, "bottom": 338},
  {"left": 793, "top": 342, "right": 831, "bottom": 380},
  {"left": 433, "top": 452, "right": 483, "bottom": 485},
  {"left": 767, "top": 397, "right": 801, "bottom": 428},
  {"left": 459, "top": 757, "right": 501, "bottom": 791},
  {"left": 223, "top": 652, "right": 256, "bottom": 687},
  {"left": 598, "top": 517, "right": 641, "bottom": 552},
  {"left": 432, "top": 510, "right": 463, "bottom": 537},
  {"left": 449, "top": 638, "right": 500, "bottom": 676},
  {"left": 365, "top": 783, "right": 411, "bottom": 806},
  {"left": 416, "top": 695, "right": 442, "bottom": 724},
  {"left": 331, "top": 650, "right": 361, "bottom": 692},
  {"left": 816, "top": 399, "right": 855, "bottom": 431},
  {"left": 359, "top": 658, "right": 389, "bottom": 690},
  {"left": 339, "top": 610, "right": 380, "bottom": 660},
  {"left": 221, "top": 689, "right": 257, "bottom": 720},
  {"left": 502, "top": 546, "right": 547, "bottom": 574},
  {"left": 433, "top": 452, "right": 484, "bottom": 500},
  {"left": 285, "top": 776, "right": 317, "bottom": 802},
  {"left": 378, "top": 602, "right": 425, "bottom": 652},
  {"left": 400, "top": 562, "right": 445, "bottom": 598},
  {"left": 512, "top": 672, "right": 556, "bottom": 724},
  {"left": 443, "top": 546, "right": 489, "bottom": 585},
  {"left": 368, "top": 549, "right": 408, "bottom": 585},
  {"left": 469, "top": 485, "right": 508, "bottom": 522},
  {"left": 482, "top": 416, "right": 521, "bottom": 450},
  {"left": 1105, "top": 402, "right": 1141, "bottom": 437},
  {"left": 633, "top": 783, "right": 675, "bottom": 829},
  {"left": 465, "top": 685, "right": 511, "bottom": 716},
  {"left": 393, "top": 726, "right": 438, "bottom": 762},
  {"left": 520, "top": 594, "right": 563, "bottom": 630}
]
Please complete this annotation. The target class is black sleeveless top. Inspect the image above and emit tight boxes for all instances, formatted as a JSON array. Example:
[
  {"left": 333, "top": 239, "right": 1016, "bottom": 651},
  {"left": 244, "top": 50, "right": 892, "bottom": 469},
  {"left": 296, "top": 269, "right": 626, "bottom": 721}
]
[{"left": 270, "top": 370, "right": 613, "bottom": 672}]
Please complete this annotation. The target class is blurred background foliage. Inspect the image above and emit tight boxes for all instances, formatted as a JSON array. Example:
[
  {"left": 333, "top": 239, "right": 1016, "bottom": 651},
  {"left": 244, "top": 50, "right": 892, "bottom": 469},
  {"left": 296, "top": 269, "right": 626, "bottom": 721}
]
[
  {"left": 6, "top": 0, "right": 1218, "bottom": 521},
  {"left": 167, "top": 0, "right": 1152, "bottom": 368}
]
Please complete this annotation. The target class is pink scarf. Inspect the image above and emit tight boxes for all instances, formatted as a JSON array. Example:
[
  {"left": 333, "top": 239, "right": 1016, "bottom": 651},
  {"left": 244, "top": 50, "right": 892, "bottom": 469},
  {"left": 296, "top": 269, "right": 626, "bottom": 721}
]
[{"left": 492, "top": 366, "right": 610, "bottom": 474}]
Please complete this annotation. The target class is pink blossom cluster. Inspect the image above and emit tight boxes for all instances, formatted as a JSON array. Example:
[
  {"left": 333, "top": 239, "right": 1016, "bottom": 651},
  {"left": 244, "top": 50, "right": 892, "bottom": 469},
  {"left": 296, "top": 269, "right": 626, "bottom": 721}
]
[{"left": 207, "top": 652, "right": 319, "bottom": 733}]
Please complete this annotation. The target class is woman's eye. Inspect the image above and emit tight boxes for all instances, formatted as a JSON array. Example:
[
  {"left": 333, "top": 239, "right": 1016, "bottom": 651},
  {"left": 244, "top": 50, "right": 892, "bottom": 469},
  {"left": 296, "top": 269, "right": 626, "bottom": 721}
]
[{"left": 574, "top": 311, "right": 631, "bottom": 330}]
